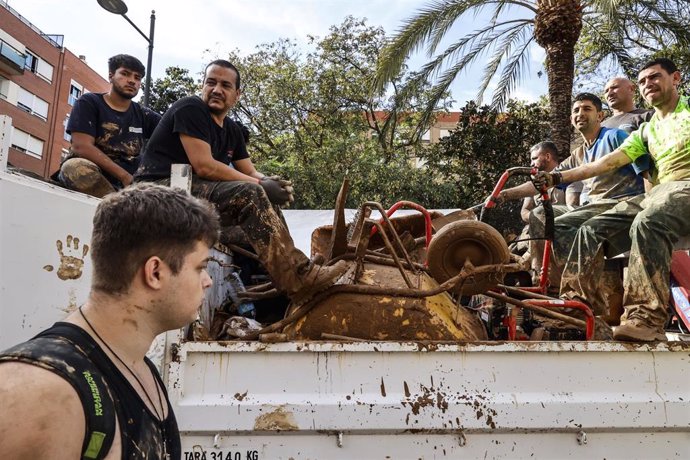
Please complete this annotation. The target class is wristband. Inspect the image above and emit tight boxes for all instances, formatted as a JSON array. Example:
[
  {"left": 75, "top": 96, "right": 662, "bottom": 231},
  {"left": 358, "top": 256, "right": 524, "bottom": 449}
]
[{"left": 552, "top": 171, "right": 563, "bottom": 185}]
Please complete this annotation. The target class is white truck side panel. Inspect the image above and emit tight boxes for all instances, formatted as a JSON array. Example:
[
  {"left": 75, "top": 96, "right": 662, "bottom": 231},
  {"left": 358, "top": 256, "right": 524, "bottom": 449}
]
[
  {"left": 169, "top": 340, "right": 690, "bottom": 459},
  {"left": 0, "top": 169, "right": 98, "bottom": 349}
]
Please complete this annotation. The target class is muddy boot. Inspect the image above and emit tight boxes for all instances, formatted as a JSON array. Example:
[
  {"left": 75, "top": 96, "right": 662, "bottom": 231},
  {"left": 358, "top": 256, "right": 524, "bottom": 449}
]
[
  {"left": 613, "top": 320, "right": 666, "bottom": 342},
  {"left": 286, "top": 260, "right": 351, "bottom": 303}
]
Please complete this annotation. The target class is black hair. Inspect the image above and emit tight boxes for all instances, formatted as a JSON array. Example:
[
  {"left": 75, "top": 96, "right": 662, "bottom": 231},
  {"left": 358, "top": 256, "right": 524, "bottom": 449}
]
[
  {"left": 573, "top": 92, "right": 603, "bottom": 111},
  {"left": 530, "top": 141, "right": 558, "bottom": 158},
  {"left": 107, "top": 54, "right": 145, "bottom": 76},
  {"left": 640, "top": 58, "right": 678, "bottom": 75},
  {"left": 204, "top": 59, "right": 241, "bottom": 90}
]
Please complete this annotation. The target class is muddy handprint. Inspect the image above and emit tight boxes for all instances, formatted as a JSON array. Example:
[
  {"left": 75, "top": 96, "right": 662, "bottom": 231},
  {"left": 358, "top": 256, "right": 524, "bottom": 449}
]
[{"left": 43, "top": 235, "right": 89, "bottom": 280}]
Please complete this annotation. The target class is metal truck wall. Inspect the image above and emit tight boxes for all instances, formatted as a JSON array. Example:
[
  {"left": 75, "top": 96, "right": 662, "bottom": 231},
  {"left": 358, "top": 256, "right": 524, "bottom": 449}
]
[
  {"left": 169, "top": 340, "right": 690, "bottom": 459},
  {"left": 0, "top": 170, "right": 98, "bottom": 350}
]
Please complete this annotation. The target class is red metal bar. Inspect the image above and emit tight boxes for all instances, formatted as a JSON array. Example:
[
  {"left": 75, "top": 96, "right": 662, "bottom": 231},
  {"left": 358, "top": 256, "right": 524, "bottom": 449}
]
[
  {"left": 503, "top": 308, "right": 517, "bottom": 340},
  {"left": 523, "top": 299, "right": 595, "bottom": 340},
  {"left": 484, "top": 167, "right": 538, "bottom": 209},
  {"left": 371, "top": 201, "right": 433, "bottom": 250},
  {"left": 537, "top": 239, "right": 552, "bottom": 294}
]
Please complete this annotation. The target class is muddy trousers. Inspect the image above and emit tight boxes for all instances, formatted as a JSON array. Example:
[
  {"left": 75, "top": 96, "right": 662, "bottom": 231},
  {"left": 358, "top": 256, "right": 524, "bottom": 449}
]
[
  {"left": 560, "top": 181, "right": 690, "bottom": 329},
  {"left": 59, "top": 158, "right": 118, "bottom": 198},
  {"left": 190, "top": 178, "right": 312, "bottom": 294},
  {"left": 528, "top": 201, "right": 622, "bottom": 289}
]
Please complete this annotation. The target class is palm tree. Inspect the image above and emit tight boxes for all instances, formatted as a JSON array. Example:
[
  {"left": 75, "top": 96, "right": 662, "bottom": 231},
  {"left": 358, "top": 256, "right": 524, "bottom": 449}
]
[{"left": 374, "top": 0, "right": 690, "bottom": 156}]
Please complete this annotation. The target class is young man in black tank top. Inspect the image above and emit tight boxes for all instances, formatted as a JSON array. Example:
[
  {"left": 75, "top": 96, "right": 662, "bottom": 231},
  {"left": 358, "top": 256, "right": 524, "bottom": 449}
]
[{"left": 0, "top": 184, "right": 220, "bottom": 459}]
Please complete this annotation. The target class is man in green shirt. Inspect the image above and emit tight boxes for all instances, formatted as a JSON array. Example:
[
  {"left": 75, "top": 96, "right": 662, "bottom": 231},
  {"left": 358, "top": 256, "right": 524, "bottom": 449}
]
[{"left": 533, "top": 58, "right": 690, "bottom": 342}]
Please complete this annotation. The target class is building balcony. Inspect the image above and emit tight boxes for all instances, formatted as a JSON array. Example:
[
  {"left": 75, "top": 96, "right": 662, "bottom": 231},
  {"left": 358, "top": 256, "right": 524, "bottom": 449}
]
[{"left": 0, "top": 39, "right": 25, "bottom": 75}]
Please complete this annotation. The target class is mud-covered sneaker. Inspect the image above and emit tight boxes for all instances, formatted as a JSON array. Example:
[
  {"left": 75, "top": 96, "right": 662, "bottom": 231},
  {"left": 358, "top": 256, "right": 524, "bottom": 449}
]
[
  {"left": 613, "top": 321, "right": 666, "bottom": 342},
  {"left": 290, "top": 260, "right": 351, "bottom": 303}
]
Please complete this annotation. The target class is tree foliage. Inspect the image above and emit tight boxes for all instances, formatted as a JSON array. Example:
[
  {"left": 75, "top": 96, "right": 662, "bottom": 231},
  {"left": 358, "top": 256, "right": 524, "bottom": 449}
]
[
  {"left": 215, "top": 17, "right": 452, "bottom": 209},
  {"left": 419, "top": 100, "right": 551, "bottom": 236},
  {"left": 148, "top": 66, "right": 199, "bottom": 114}
]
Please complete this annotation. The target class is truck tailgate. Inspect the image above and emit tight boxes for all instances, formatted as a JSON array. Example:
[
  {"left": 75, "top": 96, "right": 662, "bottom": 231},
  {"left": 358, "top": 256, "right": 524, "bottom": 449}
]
[{"left": 167, "top": 339, "right": 690, "bottom": 459}]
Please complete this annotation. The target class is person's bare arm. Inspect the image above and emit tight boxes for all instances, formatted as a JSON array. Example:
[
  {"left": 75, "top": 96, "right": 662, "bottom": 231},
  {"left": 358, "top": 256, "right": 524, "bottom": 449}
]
[
  {"left": 70, "top": 132, "right": 133, "bottom": 186},
  {"left": 560, "top": 149, "right": 631, "bottom": 183},
  {"left": 233, "top": 158, "right": 264, "bottom": 180},
  {"left": 520, "top": 197, "right": 535, "bottom": 223},
  {"left": 179, "top": 134, "right": 259, "bottom": 183},
  {"left": 0, "top": 363, "right": 86, "bottom": 459},
  {"left": 499, "top": 181, "right": 539, "bottom": 201}
]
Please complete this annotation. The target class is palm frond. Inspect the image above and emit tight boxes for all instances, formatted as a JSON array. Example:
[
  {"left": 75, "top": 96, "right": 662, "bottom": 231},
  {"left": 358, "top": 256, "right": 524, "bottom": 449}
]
[
  {"left": 475, "top": 23, "right": 532, "bottom": 104},
  {"left": 490, "top": 31, "right": 534, "bottom": 109}
]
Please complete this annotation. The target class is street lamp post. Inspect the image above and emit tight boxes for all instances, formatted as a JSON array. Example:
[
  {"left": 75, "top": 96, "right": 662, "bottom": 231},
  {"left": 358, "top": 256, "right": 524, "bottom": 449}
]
[{"left": 96, "top": 0, "right": 155, "bottom": 107}]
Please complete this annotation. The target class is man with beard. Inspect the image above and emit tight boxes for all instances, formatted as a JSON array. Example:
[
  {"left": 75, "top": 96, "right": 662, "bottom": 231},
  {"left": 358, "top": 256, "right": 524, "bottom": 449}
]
[
  {"left": 533, "top": 58, "right": 690, "bottom": 342},
  {"left": 135, "top": 59, "right": 349, "bottom": 303},
  {"left": 55, "top": 54, "right": 161, "bottom": 197}
]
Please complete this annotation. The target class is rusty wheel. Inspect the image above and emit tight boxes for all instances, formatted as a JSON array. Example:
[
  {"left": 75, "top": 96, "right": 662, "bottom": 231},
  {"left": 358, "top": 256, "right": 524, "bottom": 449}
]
[{"left": 427, "top": 220, "right": 510, "bottom": 295}]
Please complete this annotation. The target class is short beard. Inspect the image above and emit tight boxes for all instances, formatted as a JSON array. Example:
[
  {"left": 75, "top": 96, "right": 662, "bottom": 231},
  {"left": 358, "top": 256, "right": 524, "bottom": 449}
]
[
  {"left": 112, "top": 84, "right": 136, "bottom": 101},
  {"left": 207, "top": 104, "right": 228, "bottom": 117}
]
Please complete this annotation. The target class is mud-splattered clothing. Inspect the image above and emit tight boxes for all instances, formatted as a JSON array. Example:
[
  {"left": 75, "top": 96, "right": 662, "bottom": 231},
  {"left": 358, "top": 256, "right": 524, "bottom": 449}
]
[
  {"left": 561, "top": 100, "right": 690, "bottom": 331},
  {"left": 64, "top": 92, "right": 161, "bottom": 185},
  {"left": 134, "top": 97, "right": 328, "bottom": 297},
  {"left": 620, "top": 97, "right": 690, "bottom": 184},
  {"left": 535, "top": 128, "right": 639, "bottom": 289},
  {"left": 134, "top": 96, "right": 249, "bottom": 181},
  {"left": 556, "top": 127, "right": 644, "bottom": 204},
  {"left": 561, "top": 181, "right": 690, "bottom": 327},
  {"left": 0, "top": 322, "right": 180, "bottom": 459},
  {"left": 601, "top": 108, "right": 654, "bottom": 134}
]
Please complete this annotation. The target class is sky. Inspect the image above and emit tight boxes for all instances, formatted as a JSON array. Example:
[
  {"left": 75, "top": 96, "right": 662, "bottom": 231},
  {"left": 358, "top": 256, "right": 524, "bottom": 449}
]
[{"left": 8, "top": 0, "right": 549, "bottom": 107}]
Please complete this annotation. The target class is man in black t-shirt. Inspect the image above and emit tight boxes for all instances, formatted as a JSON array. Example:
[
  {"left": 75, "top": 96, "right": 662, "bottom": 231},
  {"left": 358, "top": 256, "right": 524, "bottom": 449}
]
[
  {"left": 56, "top": 54, "right": 161, "bottom": 197},
  {"left": 135, "top": 59, "right": 349, "bottom": 303}
]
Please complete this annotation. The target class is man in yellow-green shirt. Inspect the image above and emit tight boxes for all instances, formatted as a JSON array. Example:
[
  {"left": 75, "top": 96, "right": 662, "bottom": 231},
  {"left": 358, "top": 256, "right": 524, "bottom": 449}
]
[{"left": 533, "top": 58, "right": 690, "bottom": 342}]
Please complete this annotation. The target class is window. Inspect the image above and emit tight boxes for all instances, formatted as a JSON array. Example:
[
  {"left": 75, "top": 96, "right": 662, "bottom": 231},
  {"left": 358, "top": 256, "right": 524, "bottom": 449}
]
[
  {"left": 23, "top": 50, "right": 53, "bottom": 83},
  {"left": 439, "top": 129, "right": 451, "bottom": 139},
  {"left": 0, "top": 76, "right": 9, "bottom": 100},
  {"left": 24, "top": 51, "right": 37, "bottom": 72},
  {"left": 17, "top": 87, "right": 49, "bottom": 120},
  {"left": 63, "top": 115, "right": 71, "bottom": 141},
  {"left": 421, "top": 130, "right": 431, "bottom": 142},
  {"left": 10, "top": 128, "right": 44, "bottom": 159},
  {"left": 36, "top": 59, "right": 53, "bottom": 82},
  {"left": 68, "top": 82, "right": 82, "bottom": 105}
]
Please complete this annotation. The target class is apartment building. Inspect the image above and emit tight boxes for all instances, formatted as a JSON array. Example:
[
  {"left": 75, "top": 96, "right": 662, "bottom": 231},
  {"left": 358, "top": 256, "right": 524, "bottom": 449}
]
[{"left": 0, "top": 1, "right": 108, "bottom": 179}]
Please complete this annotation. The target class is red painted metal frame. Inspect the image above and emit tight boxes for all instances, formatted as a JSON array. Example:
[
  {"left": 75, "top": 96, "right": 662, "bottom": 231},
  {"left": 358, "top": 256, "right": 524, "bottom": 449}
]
[
  {"left": 485, "top": 166, "right": 595, "bottom": 340},
  {"left": 371, "top": 200, "right": 434, "bottom": 251}
]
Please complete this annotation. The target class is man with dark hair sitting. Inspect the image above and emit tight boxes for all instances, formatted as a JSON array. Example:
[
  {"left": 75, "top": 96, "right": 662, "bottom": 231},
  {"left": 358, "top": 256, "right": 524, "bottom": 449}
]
[
  {"left": 55, "top": 54, "right": 161, "bottom": 197},
  {"left": 135, "top": 59, "right": 349, "bottom": 303},
  {"left": 492, "top": 93, "right": 644, "bottom": 293}
]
